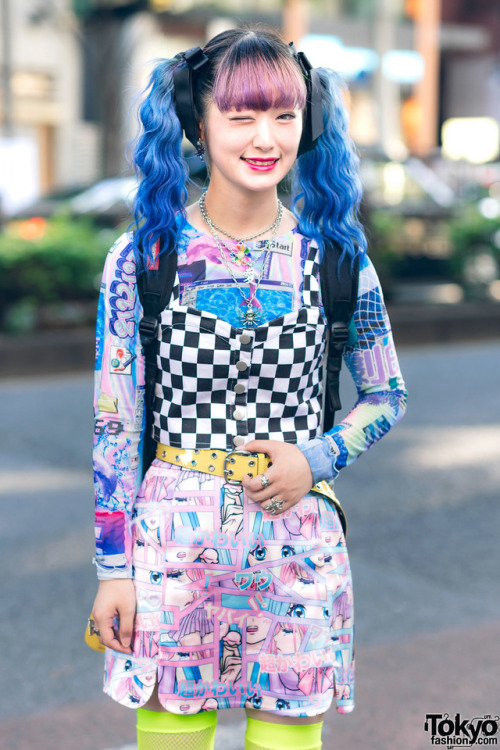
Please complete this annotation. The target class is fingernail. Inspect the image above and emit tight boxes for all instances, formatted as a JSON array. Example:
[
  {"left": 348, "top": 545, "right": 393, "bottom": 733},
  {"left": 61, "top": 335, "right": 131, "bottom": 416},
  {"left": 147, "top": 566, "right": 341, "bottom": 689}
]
[{"left": 122, "top": 638, "right": 130, "bottom": 647}]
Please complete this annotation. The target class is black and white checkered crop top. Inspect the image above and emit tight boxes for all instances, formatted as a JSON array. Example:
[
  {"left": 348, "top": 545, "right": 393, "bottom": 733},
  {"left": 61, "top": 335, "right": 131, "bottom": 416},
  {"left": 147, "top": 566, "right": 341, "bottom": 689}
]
[{"left": 152, "top": 240, "right": 327, "bottom": 451}]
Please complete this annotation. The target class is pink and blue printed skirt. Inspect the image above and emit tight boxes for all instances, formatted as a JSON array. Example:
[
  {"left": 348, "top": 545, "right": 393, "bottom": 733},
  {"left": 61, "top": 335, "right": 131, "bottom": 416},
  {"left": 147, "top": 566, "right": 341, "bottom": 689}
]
[{"left": 103, "top": 459, "right": 354, "bottom": 717}]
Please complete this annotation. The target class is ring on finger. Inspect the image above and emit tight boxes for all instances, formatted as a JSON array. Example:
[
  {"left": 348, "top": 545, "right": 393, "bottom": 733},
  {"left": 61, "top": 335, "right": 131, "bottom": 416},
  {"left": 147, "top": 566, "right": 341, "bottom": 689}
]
[
  {"left": 264, "top": 497, "right": 284, "bottom": 514},
  {"left": 266, "top": 502, "right": 284, "bottom": 515},
  {"left": 88, "top": 617, "right": 100, "bottom": 637},
  {"left": 260, "top": 474, "right": 270, "bottom": 489}
]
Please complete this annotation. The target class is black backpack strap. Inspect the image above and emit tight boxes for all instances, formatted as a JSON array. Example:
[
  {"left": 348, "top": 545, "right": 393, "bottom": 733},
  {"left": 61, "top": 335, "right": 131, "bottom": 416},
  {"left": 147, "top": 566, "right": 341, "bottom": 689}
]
[
  {"left": 320, "top": 242, "right": 359, "bottom": 433},
  {"left": 136, "top": 237, "right": 178, "bottom": 475}
]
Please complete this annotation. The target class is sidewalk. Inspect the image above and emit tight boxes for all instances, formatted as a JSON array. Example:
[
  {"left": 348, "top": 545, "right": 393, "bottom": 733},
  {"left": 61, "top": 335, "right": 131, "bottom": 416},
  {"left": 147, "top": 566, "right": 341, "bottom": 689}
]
[{"left": 1, "top": 302, "right": 499, "bottom": 378}]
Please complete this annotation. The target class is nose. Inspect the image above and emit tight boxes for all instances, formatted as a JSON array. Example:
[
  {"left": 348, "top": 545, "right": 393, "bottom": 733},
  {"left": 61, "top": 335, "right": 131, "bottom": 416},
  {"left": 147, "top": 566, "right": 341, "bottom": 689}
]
[{"left": 252, "top": 114, "right": 274, "bottom": 150}]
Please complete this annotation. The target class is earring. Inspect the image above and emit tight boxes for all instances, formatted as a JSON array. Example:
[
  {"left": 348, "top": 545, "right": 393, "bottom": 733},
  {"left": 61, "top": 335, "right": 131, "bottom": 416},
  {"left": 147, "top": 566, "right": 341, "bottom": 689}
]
[{"left": 195, "top": 139, "right": 205, "bottom": 161}]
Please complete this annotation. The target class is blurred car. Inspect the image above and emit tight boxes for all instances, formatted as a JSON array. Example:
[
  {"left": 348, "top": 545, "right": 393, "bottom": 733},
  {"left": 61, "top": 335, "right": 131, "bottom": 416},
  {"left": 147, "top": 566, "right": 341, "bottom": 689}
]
[
  {"left": 8, "top": 176, "right": 137, "bottom": 228},
  {"left": 67, "top": 176, "right": 138, "bottom": 226},
  {"left": 10, "top": 148, "right": 207, "bottom": 227},
  {"left": 358, "top": 147, "right": 456, "bottom": 216},
  {"left": 8, "top": 183, "right": 89, "bottom": 219}
]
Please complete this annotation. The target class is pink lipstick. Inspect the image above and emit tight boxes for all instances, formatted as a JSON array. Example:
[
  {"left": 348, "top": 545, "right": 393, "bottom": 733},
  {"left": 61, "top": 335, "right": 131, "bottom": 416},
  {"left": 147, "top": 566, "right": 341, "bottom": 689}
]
[{"left": 242, "top": 157, "right": 279, "bottom": 172}]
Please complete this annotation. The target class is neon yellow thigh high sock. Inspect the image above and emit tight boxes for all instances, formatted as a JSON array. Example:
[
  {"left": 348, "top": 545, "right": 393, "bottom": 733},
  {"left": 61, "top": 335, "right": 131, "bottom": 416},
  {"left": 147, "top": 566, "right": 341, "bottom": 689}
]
[
  {"left": 136, "top": 708, "right": 217, "bottom": 750},
  {"left": 245, "top": 717, "right": 323, "bottom": 750}
]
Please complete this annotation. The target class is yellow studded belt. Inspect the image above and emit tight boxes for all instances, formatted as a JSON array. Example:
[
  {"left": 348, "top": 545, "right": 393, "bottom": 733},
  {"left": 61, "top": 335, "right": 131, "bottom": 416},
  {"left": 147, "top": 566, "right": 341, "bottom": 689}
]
[{"left": 155, "top": 443, "right": 346, "bottom": 535}]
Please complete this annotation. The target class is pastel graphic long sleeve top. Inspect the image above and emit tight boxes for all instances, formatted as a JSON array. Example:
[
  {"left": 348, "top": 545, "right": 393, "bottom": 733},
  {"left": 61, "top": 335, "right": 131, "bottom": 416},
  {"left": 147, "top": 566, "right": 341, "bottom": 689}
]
[
  {"left": 296, "top": 253, "right": 408, "bottom": 484},
  {"left": 93, "top": 223, "right": 407, "bottom": 579}
]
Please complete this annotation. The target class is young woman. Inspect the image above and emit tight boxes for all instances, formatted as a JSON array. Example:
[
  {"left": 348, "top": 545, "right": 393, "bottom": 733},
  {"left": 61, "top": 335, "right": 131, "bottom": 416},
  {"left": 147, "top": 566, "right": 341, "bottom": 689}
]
[{"left": 90, "top": 27, "right": 407, "bottom": 750}]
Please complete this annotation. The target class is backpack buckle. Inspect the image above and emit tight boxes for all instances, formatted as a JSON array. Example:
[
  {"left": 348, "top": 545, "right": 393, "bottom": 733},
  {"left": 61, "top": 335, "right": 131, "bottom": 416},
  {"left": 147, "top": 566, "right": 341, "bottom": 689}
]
[
  {"left": 139, "top": 315, "right": 158, "bottom": 347},
  {"left": 330, "top": 321, "right": 349, "bottom": 350}
]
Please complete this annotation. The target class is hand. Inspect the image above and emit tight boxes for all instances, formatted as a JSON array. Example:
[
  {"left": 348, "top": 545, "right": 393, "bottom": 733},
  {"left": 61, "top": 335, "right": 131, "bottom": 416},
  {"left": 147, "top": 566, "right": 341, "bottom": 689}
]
[
  {"left": 91, "top": 579, "right": 136, "bottom": 654},
  {"left": 241, "top": 440, "right": 314, "bottom": 515}
]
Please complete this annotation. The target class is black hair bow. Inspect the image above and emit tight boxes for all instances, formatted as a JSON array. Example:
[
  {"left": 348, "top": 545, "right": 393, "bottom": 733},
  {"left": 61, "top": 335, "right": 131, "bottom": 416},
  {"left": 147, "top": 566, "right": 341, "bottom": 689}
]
[
  {"left": 172, "top": 46, "right": 210, "bottom": 148},
  {"left": 289, "top": 43, "right": 324, "bottom": 156}
]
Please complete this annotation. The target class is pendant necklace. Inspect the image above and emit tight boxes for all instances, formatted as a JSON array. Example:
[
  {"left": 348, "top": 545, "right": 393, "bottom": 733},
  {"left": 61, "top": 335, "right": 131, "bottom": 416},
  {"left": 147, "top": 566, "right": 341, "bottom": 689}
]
[
  {"left": 199, "top": 191, "right": 283, "bottom": 281},
  {"left": 198, "top": 194, "right": 283, "bottom": 326}
]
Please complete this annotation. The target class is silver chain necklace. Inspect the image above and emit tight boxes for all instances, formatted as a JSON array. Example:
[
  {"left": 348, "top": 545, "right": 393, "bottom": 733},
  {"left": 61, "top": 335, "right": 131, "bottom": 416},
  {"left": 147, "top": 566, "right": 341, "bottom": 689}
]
[
  {"left": 199, "top": 191, "right": 283, "bottom": 243},
  {"left": 198, "top": 196, "right": 284, "bottom": 326}
]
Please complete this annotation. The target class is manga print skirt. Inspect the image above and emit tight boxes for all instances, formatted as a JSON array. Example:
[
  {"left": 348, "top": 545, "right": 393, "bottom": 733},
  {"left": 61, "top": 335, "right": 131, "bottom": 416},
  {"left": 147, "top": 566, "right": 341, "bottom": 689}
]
[{"left": 103, "top": 460, "right": 355, "bottom": 717}]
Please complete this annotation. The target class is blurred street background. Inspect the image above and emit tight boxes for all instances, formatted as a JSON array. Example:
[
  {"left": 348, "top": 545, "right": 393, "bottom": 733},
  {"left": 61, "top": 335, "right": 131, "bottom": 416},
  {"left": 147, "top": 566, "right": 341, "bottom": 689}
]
[
  {"left": 0, "top": 1, "right": 499, "bottom": 749},
  {"left": 1, "top": 343, "right": 499, "bottom": 750}
]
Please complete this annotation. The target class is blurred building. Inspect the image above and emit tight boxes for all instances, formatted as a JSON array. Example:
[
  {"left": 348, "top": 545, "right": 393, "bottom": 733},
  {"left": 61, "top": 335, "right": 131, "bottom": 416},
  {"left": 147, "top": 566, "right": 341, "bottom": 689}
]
[
  {"left": 441, "top": 0, "right": 500, "bottom": 122},
  {"left": 0, "top": 0, "right": 100, "bottom": 197},
  {"left": 1, "top": 0, "right": 500, "bottom": 209}
]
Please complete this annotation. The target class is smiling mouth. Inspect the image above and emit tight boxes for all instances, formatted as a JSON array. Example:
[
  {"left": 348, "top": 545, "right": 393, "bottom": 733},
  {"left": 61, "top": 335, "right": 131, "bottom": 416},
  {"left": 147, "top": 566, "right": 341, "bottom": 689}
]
[
  {"left": 247, "top": 626, "right": 259, "bottom": 633},
  {"left": 242, "top": 158, "right": 279, "bottom": 165}
]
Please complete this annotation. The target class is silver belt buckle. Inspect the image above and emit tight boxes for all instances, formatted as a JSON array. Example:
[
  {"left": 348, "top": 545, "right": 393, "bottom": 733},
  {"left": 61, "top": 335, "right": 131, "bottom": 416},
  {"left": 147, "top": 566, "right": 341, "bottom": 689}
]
[{"left": 223, "top": 449, "right": 257, "bottom": 485}]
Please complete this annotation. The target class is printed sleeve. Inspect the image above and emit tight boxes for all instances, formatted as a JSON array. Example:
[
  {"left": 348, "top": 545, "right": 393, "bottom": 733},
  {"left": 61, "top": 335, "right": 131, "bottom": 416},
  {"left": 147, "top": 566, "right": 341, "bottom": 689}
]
[
  {"left": 296, "top": 254, "right": 408, "bottom": 484},
  {"left": 93, "top": 233, "right": 145, "bottom": 579}
]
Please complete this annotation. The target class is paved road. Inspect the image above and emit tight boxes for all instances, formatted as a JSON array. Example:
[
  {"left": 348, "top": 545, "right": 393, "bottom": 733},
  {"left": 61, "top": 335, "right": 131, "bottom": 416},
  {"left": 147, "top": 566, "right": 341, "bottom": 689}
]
[{"left": 1, "top": 341, "right": 499, "bottom": 750}]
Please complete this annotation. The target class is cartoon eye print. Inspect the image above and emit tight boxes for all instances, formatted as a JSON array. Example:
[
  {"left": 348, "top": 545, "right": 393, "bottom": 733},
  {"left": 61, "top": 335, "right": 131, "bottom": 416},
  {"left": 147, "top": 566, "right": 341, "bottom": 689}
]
[
  {"left": 124, "top": 660, "right": 133, "bottom": 672},
  {"left": 297, "top": 574, "right": 314, "bottom": 585},
  {"left": 150, "top": 571, "right": 163, "bottom": 585},
  {"left": 281, "top": 545, "right": 295, "bottom": 558},
  {"left": 323, "top": 607, "right": 330, "bottom": 619},
  {"left": 287, "top": 603, "right": 306, "bottom": 618},
  {"left": 251, "top": 696, "right": 263, "bottom": 709},
  {"left": 166, "top": 570, "right": 183, "bottom": 580},
  {"left": 276, "top": 698, "right": 290, "bottom": 710},
  {"left": 253, "top": 547, "right": 267, "bottom": 562}
]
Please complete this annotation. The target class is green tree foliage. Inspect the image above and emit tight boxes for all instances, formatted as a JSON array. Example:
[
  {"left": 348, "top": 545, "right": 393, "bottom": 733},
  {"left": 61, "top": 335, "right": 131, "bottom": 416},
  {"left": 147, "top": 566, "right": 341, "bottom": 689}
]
[{"left": 0, "top": 216, "right": 114, "bottom": 331}]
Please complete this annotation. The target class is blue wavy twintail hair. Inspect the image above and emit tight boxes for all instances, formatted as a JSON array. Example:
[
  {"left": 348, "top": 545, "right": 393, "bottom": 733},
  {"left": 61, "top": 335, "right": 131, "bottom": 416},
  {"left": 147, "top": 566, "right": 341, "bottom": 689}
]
[
  {"left": 132, "top": 58, "right": 188, "bottom": 274},
  {"left": 293, "top": 67, "right": 367, "bottom": 268}
]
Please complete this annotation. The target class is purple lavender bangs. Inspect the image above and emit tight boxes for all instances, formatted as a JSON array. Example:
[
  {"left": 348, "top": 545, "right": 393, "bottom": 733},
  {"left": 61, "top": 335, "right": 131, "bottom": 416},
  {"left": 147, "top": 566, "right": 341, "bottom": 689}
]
[{"left": 212, "top": 49, "right": 306, "bottom": 112}]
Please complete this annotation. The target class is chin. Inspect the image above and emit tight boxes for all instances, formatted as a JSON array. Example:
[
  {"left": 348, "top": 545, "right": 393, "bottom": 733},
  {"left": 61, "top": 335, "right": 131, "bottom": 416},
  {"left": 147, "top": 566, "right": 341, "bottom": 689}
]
[
  {"left": 236, "top": 164, "right": 289, "bottom": 188},
  {"left": 241, "top": 176, "right": 285, "bottom": 193}
]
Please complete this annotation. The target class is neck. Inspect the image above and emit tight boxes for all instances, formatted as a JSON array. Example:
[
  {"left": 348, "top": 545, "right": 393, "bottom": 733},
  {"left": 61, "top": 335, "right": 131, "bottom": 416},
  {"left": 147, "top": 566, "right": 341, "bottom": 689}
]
[{"left": 202, "top": 183, "right": 280, "bottom": 239}]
